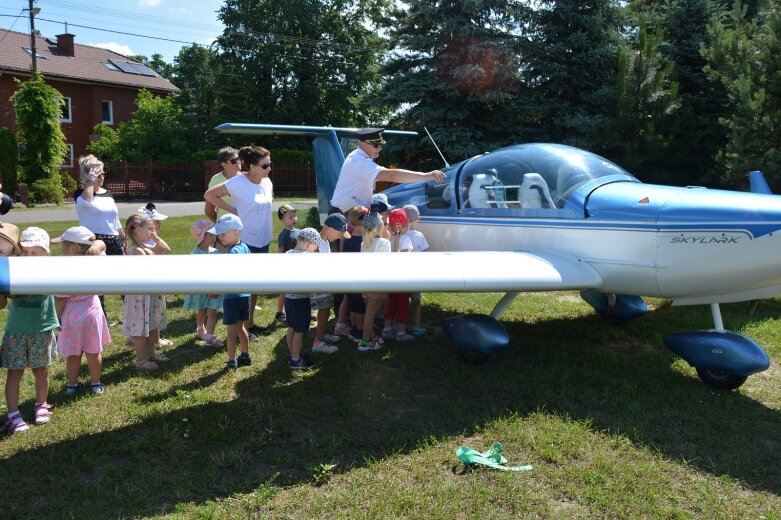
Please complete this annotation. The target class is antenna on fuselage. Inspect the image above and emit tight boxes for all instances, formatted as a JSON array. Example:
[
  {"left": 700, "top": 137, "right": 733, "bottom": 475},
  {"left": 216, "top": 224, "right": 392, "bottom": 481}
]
[{"left": 424, "top": 127, "right": 450, "bottom": 168}]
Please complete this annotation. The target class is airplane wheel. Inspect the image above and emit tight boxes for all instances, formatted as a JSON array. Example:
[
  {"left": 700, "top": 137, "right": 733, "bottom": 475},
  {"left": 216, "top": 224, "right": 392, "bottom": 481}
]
[
  {"left": 695, "top": 367, "right": 748, "bottom": 390},
  {"left": 458, "top": 348, "right": 494, "bottom": 365}
]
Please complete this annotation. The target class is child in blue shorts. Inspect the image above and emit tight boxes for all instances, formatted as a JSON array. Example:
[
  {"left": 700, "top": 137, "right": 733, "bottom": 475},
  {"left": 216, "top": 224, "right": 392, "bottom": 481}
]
[
  {"left": 211, "top": 214, "right": 252, "bottom": 369},
  {"left": 284, "top": 228, "right": 321, "bottom": 369}
]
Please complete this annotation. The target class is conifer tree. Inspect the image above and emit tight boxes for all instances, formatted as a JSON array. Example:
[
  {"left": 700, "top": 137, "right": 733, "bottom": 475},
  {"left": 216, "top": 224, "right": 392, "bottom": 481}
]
[
  {"left": 377, "top": 0, "right": 532, "bottom": 164},
  {"left": 703, "top": 1, "right": 781, "bottom": 188},
  {"left": 524, "top": 0, "right": 624, "bottom": 151}
]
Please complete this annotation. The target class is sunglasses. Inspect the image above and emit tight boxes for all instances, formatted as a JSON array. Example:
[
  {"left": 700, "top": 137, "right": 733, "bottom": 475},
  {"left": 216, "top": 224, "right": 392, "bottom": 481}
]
[
  {"left": 228, "top": 158, "right": 240, "bottom": 165},
  {"left": 257, "top": 162, "right": 272, "bottom": 170},
  {"left": 367, "top": 142, "right": 383, "bottom": 149}
]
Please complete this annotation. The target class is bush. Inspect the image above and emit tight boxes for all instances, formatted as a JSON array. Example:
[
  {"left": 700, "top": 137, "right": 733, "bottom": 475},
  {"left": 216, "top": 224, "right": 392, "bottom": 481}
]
[
  {"left": 305, "top": 206, "right": 321, "bottom": 228},
  {"left": 60, "top": 170, "right": 77, "bottom": 199},
  {"left": 30, "top": 176, "right": 64, "bottom": 205}
]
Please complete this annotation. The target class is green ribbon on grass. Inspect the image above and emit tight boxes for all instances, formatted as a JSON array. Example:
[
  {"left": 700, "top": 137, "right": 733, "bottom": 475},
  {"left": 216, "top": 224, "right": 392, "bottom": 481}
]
[{"left": 455, "top": 442, "right": 533, "bottom": 472}]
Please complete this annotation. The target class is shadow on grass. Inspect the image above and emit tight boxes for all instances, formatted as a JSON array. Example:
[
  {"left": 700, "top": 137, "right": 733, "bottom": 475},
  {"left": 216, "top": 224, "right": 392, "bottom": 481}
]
[{"left": 2, "top": 300, "right": 781, "bottom": 518}]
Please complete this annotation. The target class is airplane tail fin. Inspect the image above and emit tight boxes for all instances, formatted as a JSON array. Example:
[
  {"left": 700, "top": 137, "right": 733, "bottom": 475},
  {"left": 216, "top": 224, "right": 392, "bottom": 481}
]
[
  {"left": 312, "top": 131, "right": 344, "bottom": 214},
  {"left": 749, "top": 170, "right": 773, "bottom": 194}
]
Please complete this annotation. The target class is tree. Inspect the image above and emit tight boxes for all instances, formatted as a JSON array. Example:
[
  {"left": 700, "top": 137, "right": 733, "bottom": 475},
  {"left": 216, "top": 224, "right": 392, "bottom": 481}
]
[
  {"left": 377, "top": 0, "right": 532, "bottom": 164},
  {"left": 703, "top": 1, "right": 781, "bottom": 188},
  {"left": 11, "top": 72, "right": 68, "bottom": 204},
  {"left": 170, "top": 44, "right": 224, "bottom": 149},
  {"left": 524, "top": 0, "right": 624, "bottom": 151},
  {"left": 608, "top": 19, "right": 680, "bottom": 179},
  {"left": 216, "top": 0, "right": 390, "bottom": 128},
  {"left": 88, "top": 89, "right": 188, "bottom": 162}
]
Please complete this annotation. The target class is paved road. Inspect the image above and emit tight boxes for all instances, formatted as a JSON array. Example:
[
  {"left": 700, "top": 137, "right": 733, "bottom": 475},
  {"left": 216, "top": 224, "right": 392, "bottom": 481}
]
[{"left": 2, "top": 199, "right": 318, "bottom": 224}]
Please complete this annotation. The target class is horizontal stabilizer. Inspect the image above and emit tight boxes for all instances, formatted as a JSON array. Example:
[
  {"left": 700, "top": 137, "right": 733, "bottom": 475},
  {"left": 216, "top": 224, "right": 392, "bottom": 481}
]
[{"left": 214, "top": 123, "right": 418, "bottom": 139}]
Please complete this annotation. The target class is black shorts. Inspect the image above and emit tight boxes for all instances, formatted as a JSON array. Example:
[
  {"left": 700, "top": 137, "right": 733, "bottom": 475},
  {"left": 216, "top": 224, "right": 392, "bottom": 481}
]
[
  {"left": 347, "top": 293, "right": 366, "bottom": 314},
  {"left": 284, "top": 297, "right": 311, "bottom": 333}
]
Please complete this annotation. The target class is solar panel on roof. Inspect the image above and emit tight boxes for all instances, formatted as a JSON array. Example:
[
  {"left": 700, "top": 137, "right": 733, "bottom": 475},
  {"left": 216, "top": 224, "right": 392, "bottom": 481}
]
[{"left": 109, "top": 60, "right": 157, "bottom": 77}]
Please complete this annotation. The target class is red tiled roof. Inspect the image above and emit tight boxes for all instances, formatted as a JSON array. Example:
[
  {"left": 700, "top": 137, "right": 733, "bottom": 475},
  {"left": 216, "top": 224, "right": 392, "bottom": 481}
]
[{"left": 0, "top": 28, "right": 179, "bottom": 93}]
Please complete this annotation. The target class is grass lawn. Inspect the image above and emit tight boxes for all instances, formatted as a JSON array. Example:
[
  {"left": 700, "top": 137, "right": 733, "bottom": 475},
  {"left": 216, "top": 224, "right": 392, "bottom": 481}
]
[{"left": 1, "top": 215, "right": 781, "bottom": 519}]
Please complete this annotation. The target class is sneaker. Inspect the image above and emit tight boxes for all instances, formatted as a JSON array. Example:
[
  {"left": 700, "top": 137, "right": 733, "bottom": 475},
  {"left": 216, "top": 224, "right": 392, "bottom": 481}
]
[
  {"left": 396, "top": 331, "right": 415, "bottom": 342},
  {"left": 197, "top": 329, "right": 210, "bottom": 341},
  {"left": 247, "top": 332, "right": 259, "bottom": 342},
  {"left": 333, "top": 323, "right": 350, "bottom": 337},
  {"left": 382, "top": 328, "right": 398, "bottom": 340},
  {"left": 237, "top": 352, "right": 252, "bottom": 366},
  {"left": 275, "top": 311, "right": 287, "bottom": 324},
  {"left": 323, "top": 333, "right": 341, "bottom": 343},
  {"left": 34, "top": 403, "right": 54, "bottom": 425},
  {"left": 89, "top": 382, "right": 106, "bottom": 395},
  {"left": 64, "top": 382, "right": 85, "bottom": 397},
  {"left": 348, "top": 328, "right": 364, "bottom": 342},
  {"left": 357, "top": 337, "right": 383, "bottom": 352},
  {"left": 409, "top": 327, "right": 427, "bottom": 337},
  {"left": 226, "top": 359, "right": 238, "bottom": 369},
  {"left": 312, "top": 340, "right": 339, "bottom": 354},
  {"left": 289, "top": 356, "right": 315, "bottom": 370},
  {"left": 1, "top": 413, "right": 29, "bottom": 433}
]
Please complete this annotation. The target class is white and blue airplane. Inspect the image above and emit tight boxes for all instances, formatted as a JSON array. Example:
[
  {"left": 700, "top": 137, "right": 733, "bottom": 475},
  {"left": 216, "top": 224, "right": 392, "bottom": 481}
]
[{"left": 1, "top": 123, "right": 776, "bottom": 390}]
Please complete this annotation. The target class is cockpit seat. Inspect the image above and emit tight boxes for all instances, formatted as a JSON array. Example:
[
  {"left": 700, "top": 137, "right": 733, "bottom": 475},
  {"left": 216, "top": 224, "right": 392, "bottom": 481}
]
[
  {"left": 469, "top": 171, "right": 505, "bottom": 208},
  {"left": 519, "top": 173, "right": 556, "bottom": 209}
]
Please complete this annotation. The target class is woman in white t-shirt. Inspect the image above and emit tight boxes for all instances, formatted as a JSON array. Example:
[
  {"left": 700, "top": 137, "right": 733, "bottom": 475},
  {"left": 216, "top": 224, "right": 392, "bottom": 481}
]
[
  {"left": 204, "top": 145, "right": 274, "bottom": 336},
  {"left": 74, "top": 154, "right": 125, "bottom": 256}
]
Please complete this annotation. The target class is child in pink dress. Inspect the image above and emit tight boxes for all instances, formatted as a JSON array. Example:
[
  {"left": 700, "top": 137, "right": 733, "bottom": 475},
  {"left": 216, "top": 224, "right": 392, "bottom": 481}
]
[{"left": 53, "top": 226, "right": 111, "bottom": 396}]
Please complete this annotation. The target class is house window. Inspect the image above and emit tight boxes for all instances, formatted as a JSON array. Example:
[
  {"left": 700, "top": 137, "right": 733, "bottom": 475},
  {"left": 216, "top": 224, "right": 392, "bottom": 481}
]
[
  {"left": 101, "top": 100, "right": 113, "bottom": 125},
  {"left": 60, "top": 144, "right": 74, "bottom": 168},
  {"left": 60, "top": 97, "right": 72, "bottom": 123}
]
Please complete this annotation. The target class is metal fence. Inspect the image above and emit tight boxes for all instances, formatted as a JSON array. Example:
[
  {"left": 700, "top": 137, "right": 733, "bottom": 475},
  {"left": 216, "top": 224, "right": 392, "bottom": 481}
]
[{"left": 62, "top": 160, "right": 316, "bottom": 200}]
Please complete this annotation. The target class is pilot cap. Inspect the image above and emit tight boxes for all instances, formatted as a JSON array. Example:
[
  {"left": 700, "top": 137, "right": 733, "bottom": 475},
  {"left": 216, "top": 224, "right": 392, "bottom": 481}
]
[{"left": 357, "top": 128, "right": 386, "bottom": 144}]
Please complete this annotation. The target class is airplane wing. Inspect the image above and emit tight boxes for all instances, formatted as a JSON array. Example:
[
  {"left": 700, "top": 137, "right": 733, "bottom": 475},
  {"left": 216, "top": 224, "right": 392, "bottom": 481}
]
[{"left": 0, "top": 250, "right": 602, "bottom": 295}]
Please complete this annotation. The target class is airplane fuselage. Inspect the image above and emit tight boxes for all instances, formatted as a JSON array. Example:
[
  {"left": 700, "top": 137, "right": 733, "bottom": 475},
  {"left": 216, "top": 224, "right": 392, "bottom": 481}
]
[{"left": 384, "top": 144, "right": 781, "bottom": 306}]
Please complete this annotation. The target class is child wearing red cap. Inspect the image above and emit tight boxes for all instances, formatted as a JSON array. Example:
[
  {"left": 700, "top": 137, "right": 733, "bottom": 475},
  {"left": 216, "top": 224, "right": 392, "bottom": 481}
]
[{"left": 381, "top": 209, "right": 415, "bottom": 342}]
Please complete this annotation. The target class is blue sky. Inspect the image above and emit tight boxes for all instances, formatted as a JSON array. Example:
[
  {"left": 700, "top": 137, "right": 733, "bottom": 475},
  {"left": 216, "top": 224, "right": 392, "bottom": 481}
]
[{"left": 1, "top": 0, "right": 226, "bottom": 62}]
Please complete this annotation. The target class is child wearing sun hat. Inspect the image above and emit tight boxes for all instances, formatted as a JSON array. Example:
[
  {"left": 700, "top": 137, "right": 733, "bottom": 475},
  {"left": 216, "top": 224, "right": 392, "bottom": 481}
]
[
  {"left": 1, "top": 226, "right": 59, "bottom": 434},
  {"left": 182, "top": 219, "right": 224, "bottom": 347}
]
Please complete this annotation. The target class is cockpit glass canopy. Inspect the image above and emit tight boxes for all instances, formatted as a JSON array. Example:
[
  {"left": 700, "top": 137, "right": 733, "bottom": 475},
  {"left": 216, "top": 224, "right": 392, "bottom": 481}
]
[{"left": 457, "top": 143, "right": 635, "bottom": 210}]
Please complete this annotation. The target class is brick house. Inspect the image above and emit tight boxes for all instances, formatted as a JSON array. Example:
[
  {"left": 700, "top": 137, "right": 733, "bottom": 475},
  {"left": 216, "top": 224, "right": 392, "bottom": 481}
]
[{"left": 0, "top": 28, "right": 179, "bottom": 172}]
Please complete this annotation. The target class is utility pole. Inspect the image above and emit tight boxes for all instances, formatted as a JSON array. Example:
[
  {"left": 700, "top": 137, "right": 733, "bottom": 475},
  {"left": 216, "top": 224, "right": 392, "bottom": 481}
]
[{"left": 28, "top": 0, "right": 40, "bottom": 73}]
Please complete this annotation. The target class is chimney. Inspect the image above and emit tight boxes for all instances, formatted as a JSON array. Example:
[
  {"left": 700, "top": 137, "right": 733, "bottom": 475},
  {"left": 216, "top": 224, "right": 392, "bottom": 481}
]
[{"left": 56, "top": 33, "right": 75, "bottom": 57}]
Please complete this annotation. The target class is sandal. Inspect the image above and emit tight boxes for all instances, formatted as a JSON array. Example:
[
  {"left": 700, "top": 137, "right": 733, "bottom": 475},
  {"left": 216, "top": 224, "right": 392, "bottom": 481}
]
[
  {"left": 205, "top": 336, "right": 224, "bottom": 348},
  {"left": 64, "top": 382, "right": 85, "bottom": 397},
  {"left": 149, "top": 353, "right": 169, "bottom": 363},
  {"left": 134, "top": 360, "right": 159, "bottom": 371},
  {"left": 155, "top": 338, "right": 173, "bottom": 348},
  {"left": 1, "top": 414, "right": 29, "bottom": 434},
  {"left": 34, "top": 403, "right": 54, "bottom": 425}
]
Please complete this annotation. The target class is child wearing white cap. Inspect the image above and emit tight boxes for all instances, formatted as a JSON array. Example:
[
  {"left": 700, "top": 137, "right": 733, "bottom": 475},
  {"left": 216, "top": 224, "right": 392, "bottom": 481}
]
[
  {"left": 403, "top": 204, "right": 429, "bottom": 336},
  {"left": 1, "top": 227, "right": 59, "bottom": 433},
  {"left": 182, "top": 219, "right": 224, "bottom": 347},
  {"left": 284, "top": 228, "right": 321, "bottom": 369},
  {"left": 53, "top": 226, "right": 110, "bottom": 396},
  {"left": 211, "top": 214, "right": 252, "bottom": 369}
]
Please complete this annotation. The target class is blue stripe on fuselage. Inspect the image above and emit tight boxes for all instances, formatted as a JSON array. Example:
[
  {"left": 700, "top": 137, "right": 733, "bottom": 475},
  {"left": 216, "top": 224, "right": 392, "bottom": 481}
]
[{"left": 418, "top": 215, "right": 781, "bottom": 238}]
